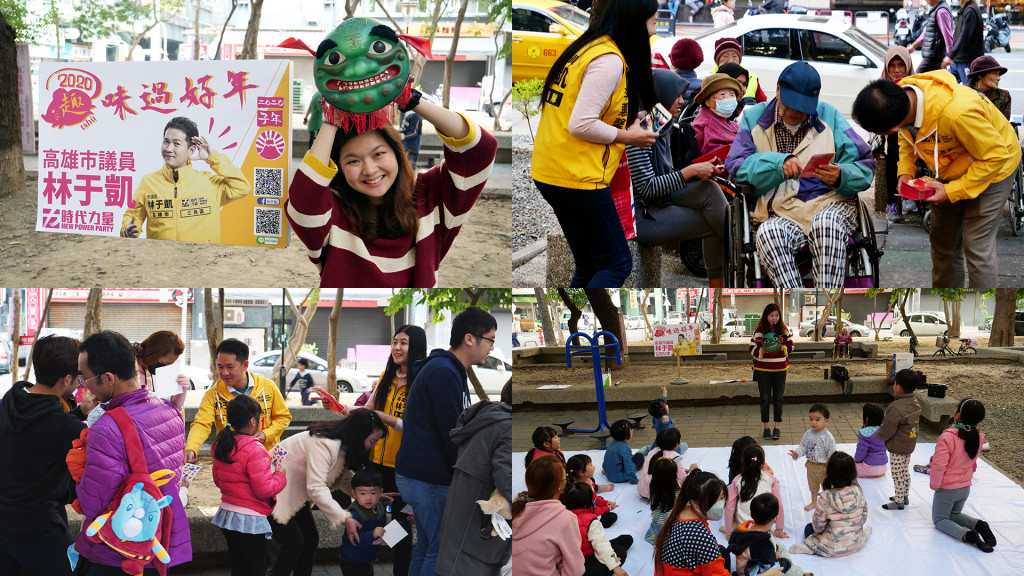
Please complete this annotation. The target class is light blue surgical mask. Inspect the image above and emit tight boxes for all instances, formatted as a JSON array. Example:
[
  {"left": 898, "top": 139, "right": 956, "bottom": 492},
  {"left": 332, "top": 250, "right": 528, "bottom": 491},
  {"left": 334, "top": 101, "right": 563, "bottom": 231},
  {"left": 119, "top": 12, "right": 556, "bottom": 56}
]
[
  {"left": 714, "top": 96, "right": 738, "bottom": 118},
  {"left": 706, "top": 498, "right": 726, "bottom": 521}
]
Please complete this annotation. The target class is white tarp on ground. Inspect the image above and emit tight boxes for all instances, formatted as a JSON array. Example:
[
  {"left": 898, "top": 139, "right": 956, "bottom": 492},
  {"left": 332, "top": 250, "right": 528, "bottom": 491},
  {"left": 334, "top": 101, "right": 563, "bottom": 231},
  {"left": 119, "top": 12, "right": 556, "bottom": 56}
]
[{"left": 513, "top": 444, "right": 1024, "bottom": 575}]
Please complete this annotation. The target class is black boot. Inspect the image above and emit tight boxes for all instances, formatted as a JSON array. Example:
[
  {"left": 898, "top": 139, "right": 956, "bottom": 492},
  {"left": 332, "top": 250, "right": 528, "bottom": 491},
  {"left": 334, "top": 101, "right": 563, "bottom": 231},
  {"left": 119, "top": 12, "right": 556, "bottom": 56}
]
[
  {"left": 964, "top": 530, "right": 994, "bottom": 553},
  {"left": 975, "top": 520, "right": 997, "bottom": 547}
]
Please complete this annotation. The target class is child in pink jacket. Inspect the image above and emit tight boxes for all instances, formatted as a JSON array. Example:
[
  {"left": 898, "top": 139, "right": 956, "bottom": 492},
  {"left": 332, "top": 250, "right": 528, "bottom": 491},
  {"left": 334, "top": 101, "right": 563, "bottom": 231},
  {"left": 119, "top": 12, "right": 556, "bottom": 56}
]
[
  {"left": 929, "top": 399, "right": 997, "bottom": 553},
  {"left": 211, "top": 395, "right": 288, "bottom": 576},
  {"left": 511, "top": 455, "right": 585, "bottom": 576}
]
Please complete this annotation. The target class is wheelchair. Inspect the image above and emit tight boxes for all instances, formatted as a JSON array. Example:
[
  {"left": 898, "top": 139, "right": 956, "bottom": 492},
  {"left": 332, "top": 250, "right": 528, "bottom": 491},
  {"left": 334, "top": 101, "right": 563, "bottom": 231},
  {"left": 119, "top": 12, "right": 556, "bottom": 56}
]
[{"left": 730, "top": 185, "right": 884, "bottom": 287}]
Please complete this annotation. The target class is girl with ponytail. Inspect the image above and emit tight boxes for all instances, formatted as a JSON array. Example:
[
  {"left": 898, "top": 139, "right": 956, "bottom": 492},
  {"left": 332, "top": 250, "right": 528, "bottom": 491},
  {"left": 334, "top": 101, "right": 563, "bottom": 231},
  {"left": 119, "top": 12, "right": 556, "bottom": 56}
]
[
  {"left": 723, "top": 444, "right": 787, "bottom": 539},
  {"left": 929, "top": 399, "right": 997, "bottom": 552},
  {"left": 211, "top": 395, "right": 287, "bottom": 576}
]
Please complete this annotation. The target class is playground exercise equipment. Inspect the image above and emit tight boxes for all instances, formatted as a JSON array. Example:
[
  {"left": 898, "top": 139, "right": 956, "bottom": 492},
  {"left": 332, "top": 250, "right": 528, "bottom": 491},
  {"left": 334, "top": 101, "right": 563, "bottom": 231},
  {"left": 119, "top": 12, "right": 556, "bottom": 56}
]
[{"left": 564, "top": 331, "right": 622, "bottom": 436}]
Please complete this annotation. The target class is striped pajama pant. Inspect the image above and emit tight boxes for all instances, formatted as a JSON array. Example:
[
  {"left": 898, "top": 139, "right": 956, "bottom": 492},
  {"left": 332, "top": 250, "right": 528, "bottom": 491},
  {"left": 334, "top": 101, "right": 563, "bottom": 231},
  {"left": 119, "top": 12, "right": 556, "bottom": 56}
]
[{"left": 755, "top": 202, "right": 857, "bottom": 288}]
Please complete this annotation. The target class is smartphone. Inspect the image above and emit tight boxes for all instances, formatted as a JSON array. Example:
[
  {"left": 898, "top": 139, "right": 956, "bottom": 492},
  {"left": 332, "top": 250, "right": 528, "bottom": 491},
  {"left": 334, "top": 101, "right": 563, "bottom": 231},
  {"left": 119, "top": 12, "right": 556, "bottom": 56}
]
[{"left": 640, "top": 103, "right": 673, "bottom": 133}]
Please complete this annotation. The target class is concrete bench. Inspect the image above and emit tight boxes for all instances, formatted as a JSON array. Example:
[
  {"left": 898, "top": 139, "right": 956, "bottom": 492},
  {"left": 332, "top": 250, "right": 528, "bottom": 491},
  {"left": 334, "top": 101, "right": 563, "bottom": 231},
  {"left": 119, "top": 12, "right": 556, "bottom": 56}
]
[
  {"left": 886, "top": 386, "right": 959, "bottom": 428},
  {"left": 790, "top": 351, "right": 827, "bottom": 359}
]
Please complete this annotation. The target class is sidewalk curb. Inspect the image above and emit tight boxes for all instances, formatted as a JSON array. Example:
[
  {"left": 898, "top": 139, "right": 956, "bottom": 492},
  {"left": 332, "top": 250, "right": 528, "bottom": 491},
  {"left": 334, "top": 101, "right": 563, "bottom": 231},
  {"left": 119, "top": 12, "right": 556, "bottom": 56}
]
[{"left": 513, "top": 238, "right": 546, "bottom": 267}]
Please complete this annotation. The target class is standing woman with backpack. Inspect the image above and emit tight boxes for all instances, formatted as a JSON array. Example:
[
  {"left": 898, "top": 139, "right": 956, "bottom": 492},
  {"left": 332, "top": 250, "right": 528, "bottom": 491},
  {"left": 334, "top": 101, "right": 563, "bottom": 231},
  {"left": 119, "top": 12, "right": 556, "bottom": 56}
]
[
  {"left": 530, "top": 0, "right": 660, "bottom": 287},
  {"left": 749, "top": 303, "right": 794, "bottom": 441}
]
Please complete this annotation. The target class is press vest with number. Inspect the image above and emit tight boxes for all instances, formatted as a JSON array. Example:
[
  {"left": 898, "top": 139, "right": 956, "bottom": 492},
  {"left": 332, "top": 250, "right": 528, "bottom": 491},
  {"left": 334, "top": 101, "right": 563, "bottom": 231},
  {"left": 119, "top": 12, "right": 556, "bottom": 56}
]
[
  {"left": 531, "top": 36, "right": 628, "bottom": 190},
  {"left": 921, "top": 0, "right": 951, "bottom": 62}
]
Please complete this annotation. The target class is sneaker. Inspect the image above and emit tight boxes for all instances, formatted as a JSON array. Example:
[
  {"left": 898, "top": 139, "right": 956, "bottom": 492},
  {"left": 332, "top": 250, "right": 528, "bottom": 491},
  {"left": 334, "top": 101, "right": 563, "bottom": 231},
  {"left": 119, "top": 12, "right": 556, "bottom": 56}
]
[
  {"left": 975, "top": 520, "right": 997, "bottom": 547},
  {"left": 882, "top": 501, "right": 905, "bottom": 510},
  {"left": 964, "top": 530, "right": 994, "bottom": 553},
  {"left": 763, "top": 428, "right": 771, "bottom": 440},
  {"left": 889, "top": 496, "right": 909, "bottom": 506},
  {"left": 903, "top": 199, "right": 919, "bottom": 213},
  {"left": 913, "top": 464, "right": 931, "bottom": 474},
  {"left": 886, "top": 203, "right": 904, "bottom": 223},
  {"left": 772, "top": 428, "right": 781, "bottom": 440},
  {"left": 982, "top": 441, "right": 991, "bottom": 452}
]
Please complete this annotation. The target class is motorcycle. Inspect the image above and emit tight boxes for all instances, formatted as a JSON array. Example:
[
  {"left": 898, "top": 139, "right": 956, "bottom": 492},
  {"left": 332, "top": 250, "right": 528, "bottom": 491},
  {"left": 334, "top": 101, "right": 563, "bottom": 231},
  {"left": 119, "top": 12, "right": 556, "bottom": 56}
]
[
  {"left": 985, "top": 12, "right": 1011, "bottom": 53},
  {"left": 894, "top": 8, "right": 912, "bottom": 47}
]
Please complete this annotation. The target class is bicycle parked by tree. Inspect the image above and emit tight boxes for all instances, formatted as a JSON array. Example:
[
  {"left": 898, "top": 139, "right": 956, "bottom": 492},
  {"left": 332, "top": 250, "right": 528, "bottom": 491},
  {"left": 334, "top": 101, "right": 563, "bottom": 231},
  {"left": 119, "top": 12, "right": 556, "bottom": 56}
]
[{"left": 934, "top": 335, "right": 978, "bottom": 357}]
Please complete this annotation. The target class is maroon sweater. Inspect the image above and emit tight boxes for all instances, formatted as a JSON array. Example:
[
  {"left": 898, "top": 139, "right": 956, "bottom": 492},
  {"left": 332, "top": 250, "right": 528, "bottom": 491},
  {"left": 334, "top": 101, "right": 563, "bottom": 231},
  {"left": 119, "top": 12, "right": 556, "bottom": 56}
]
[
  {"left": 286, "top": 117, "right": 497, "bottom": 287},
  {"left": 749, "top": 329, "right": 793, "bottom": 372}
]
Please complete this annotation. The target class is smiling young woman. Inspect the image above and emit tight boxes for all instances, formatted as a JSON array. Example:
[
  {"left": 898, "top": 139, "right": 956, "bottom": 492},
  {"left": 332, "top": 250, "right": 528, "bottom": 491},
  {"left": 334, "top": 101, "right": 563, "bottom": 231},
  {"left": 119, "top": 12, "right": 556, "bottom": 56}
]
[{"left": 287, "top": 95, "right": 497, "bottom": 288}]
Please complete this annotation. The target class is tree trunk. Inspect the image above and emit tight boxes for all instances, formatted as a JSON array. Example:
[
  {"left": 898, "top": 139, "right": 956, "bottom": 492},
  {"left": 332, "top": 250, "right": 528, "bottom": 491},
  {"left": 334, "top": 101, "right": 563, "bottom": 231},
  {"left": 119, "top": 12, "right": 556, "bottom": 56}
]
[
  {"left": 535, "top": 289, "right": 556, "bottom": 347},
  {"left": 949, "top": 300, "right": 962, "bottom": 338},
  {"left": 273, "top": 290, "right": 320, "bottom": 389},
  {"left": 127, "top": 2, "right": 163, "bottom": 61},
  {"left": 24, "top": 289, "right": 54, "bottom": 381},
  {"left": 898, "top": 291, "right": 916, "bottom": 348},
  {"left": 193, "top": 0, "right": 202, "bottom": 60},
  {"left": 240, "top": 0, "right": 265, "bottom": 60},
  {"left": 0, "top": 14, "right": 25, "bottom": 199},
  {"left": 327, "top": 290, "right": 344, "bottom": 398},
  {"left": 494, "top": 87, "right": 513, "bottom": 132},
  {"left": 345, "top": 0, "right": 361, "bottom": 19},
  {"left": 639, "top": 288, "right": 653, "bottom": 342},
  {"left": 773, "top": 288, "right": 784, "bottom": 311},
  {"left": 441, "top": 0, "right": 470, "bottom": 109},
  {"left": 11, "top": 290, "right": 20, "bottom": 382},
  {"left": 215, "top": 0, "right": 238, "bottom": 60},
  {"left": 712, "top": 289, "right": 724, "bottom": 345},
  {"left": 373, "top": 0, "right": 403, "bottom": 29},
  {"left": 584, "top": 289, "right": 623, "bottom": 353},
  {"left": 411, "top": 0, "right": 446, "bottom": 86},
  {"left": 990, "top": 288, "right": 1016, "bottom": 347},
  {"left": 557, "top": 288, "right": 582, "bottom": 346},
  {"left": 836, "top": 289, "right": 845, "bottom": 334},
  {"left": 204, "top": 289, "right": 222, "bottom": 372},
  {"left": 83, "top": 288, "right": 104, "bottom": 338},
  {"left": 463, "top": 288, "right": 482, "bottom": 307}
]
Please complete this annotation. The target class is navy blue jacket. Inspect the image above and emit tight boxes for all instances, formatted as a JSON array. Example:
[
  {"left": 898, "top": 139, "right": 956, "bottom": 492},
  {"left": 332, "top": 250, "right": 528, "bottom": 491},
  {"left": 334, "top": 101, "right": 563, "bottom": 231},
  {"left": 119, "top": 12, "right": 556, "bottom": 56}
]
[
  {"left": 394, "top": 349, "right": 471, "bottom": 485},
  {"left": 338, "top": 501, "right": 388, "bottom": 563}
]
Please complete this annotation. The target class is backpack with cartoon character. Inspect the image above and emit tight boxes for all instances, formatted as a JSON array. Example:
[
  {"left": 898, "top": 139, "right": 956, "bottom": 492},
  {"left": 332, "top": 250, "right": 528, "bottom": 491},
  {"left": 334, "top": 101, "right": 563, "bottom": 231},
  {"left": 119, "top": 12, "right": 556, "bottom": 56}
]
[{"left": 83, "top": 407, "right": 176, "bottom": 576}]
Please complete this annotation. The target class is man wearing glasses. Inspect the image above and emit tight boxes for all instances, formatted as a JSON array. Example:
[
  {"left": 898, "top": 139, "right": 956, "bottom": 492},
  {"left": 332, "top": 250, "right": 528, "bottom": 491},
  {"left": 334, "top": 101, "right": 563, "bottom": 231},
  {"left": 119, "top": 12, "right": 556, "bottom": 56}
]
[
  {"left": 395, "top": 306, "right": 497, "bottom": 576},
  {"left": 73, "top": 330, "right": 193, "bottom": 573}
]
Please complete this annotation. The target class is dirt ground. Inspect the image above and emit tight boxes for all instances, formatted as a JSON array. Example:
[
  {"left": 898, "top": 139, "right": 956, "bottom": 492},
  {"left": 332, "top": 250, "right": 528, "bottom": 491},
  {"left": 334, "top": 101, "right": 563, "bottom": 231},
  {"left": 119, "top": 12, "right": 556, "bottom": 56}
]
[
  {"left": 515, "top": 335, "right": 1024, "bottom": 484},
  {"left": 0, "top": 177, "right": 511, "bottom": 287}
]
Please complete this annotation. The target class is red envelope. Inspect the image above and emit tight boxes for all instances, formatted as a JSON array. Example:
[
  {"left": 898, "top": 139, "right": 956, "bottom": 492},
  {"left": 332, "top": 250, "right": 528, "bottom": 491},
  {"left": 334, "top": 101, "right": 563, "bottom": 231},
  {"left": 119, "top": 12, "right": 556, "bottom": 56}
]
[
  {"left": 899, "top": 178, "right": 937, "bottom": 200},
  {"left": 694, "top": 145, "right": 730, "bottom": 165},
  {"left": 799, "top": 153, "right": 835, "bottom": 178}
]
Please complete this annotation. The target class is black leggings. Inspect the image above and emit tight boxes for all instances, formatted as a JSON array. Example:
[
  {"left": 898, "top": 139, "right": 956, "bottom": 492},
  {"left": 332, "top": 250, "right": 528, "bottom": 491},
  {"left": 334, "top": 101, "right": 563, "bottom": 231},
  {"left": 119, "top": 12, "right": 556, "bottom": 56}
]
[
  {"left": 756, "top": 370, "right": 786, "bottom": 423},
  {"left": 368, "top": 462, "right": 412, "bottom": 576},
  {"left": 270, "top": 505, "right": 319, "bottom": 576},
  {"left": 221, "top": 528, "right": 269, "bottom": 576},
  {"left": 582, "top": 534, "right": 633, "bottom": 576}
]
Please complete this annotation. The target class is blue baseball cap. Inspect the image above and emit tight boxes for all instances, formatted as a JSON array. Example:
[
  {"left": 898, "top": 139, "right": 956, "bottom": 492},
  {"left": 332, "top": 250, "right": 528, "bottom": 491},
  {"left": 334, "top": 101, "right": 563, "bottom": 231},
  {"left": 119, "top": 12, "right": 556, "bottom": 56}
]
[{"left": 778, "top": 61, "right": 820, "bottom": 116}]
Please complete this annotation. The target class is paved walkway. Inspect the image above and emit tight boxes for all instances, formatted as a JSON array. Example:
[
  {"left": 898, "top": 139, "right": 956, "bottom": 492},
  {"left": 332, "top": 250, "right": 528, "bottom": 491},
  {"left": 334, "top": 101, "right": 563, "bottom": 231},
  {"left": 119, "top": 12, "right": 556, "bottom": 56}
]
[{"left": 174, "top": 563, "right": 396, "bottom": 575}]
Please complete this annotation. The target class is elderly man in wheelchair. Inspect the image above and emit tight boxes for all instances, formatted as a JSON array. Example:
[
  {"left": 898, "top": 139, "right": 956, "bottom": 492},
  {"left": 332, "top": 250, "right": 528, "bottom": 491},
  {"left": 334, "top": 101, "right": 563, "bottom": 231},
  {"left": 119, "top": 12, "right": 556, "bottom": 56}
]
[{"left": 725, "top": 61, "right": 876, "bottom": 288}]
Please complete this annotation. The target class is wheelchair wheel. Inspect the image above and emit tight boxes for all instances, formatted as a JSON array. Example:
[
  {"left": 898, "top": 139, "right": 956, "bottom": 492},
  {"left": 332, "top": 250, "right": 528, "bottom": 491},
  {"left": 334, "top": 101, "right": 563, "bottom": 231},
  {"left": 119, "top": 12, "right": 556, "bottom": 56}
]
[
  {"left": 923, "top": 209, "right": 932, "bottom": 233},
  {"left": 679, "top": 240, "right": 707, "bottom": 277},
  {"left": 1011, "top": 163, "right": 1024, "bottom": 236}
]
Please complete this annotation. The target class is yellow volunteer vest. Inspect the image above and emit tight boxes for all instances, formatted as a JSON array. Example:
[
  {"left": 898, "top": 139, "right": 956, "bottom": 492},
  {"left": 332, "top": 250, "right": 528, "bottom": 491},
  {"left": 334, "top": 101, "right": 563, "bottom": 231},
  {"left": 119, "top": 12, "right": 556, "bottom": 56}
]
[
  {"left": 709, "top": 65, "right": 760, "bottom": 101},
  {"left": 532, "top": 35, "right": 628, "bottom": 190},
  {"left": 370, "top": 375, "right": 407, "bottom": 468}
]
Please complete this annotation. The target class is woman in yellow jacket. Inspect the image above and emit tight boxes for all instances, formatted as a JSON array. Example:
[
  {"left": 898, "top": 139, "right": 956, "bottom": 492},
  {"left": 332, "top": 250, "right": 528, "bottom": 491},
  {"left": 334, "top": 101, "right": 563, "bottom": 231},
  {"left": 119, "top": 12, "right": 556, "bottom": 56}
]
[{"left": 531, "top": 0, "right": 660, "bottom": 287}]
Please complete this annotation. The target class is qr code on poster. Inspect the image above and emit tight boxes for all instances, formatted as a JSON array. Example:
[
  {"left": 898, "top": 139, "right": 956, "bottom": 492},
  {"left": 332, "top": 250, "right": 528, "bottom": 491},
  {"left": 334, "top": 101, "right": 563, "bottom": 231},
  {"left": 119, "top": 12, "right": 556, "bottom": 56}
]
[
  {"left": 254, "top": 207, "right": 282, "bottom": 236},
  {"left": 255, "top": 167, "right": 283, "bottom": 197}
]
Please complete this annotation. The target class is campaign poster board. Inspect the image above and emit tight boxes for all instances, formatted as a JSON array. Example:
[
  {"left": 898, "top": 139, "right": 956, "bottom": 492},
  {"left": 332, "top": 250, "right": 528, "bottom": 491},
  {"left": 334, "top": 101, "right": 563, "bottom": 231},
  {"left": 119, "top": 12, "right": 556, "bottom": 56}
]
[
  {"left": 654, "top": 323, "right": 702, "bottom": 358},
  {"left": 36, "top": 60, "right": 291, "bottom": 248}
]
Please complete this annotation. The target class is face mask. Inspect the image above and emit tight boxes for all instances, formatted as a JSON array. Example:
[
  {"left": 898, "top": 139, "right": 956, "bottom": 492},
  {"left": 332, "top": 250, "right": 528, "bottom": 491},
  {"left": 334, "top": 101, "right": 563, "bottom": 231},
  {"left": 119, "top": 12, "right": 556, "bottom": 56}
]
[
  {"left": 714, "top": 97, "right": 738, "bottom": 118},
  {"left": 706, "top": 499, "right": 726, "bottom": 521}
]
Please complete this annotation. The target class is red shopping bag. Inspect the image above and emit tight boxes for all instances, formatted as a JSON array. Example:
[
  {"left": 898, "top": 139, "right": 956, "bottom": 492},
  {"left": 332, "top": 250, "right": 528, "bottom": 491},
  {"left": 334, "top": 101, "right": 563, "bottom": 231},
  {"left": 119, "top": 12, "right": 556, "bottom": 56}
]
[{"left": 610, "top": 156, "right": 636, "bottom": 240}]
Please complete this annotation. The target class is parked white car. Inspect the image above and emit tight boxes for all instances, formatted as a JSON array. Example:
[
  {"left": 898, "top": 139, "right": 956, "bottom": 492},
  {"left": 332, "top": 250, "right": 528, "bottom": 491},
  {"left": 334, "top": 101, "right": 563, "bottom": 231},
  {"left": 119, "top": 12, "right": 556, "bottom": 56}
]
[
  {"left": 798, "top": 317, "right": 872, "bottom": 338},
  {"left": 891, "top": 313, "right": 948, "bottom": 337},
  {"left": 652, "top": 15, "right": 921, "bottom": 117},
  {"left": 249, "top": 350, "right": 372, "bottom": 394},
  {"left": 469, "top": 347, "right": 512, "bottom": 397},
  {"left": 180, "top": 365, "right": 214, "bottom": 391}
]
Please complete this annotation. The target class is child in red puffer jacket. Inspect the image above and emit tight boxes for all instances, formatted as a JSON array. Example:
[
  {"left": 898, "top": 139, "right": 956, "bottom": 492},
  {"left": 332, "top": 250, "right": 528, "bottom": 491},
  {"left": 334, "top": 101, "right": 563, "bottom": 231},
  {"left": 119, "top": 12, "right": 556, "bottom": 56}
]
[{"left": 212, "top": 395, "right": 288, "bottom": 576}]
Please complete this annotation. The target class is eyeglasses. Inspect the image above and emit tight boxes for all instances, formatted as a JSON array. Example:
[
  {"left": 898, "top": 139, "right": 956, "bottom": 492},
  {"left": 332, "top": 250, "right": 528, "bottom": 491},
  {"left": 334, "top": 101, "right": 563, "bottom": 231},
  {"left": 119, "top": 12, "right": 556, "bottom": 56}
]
[
  {"left": 475, "top": 334, "right": 495, "bottom": 345},
  {"left": 77, "top": 373, "right": 102, "bottom": 386}
]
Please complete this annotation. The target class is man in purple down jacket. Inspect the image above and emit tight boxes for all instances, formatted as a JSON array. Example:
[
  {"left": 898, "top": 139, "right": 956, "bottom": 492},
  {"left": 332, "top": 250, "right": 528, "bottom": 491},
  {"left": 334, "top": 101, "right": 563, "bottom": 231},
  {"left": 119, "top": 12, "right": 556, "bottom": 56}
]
[{"left": 74, "top": 331, "right": 191, "bottom": 574}]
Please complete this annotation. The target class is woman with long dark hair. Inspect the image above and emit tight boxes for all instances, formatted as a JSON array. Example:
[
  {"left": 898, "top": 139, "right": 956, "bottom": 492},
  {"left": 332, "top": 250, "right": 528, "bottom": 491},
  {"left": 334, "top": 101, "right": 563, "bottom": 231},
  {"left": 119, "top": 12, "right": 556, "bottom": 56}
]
[
  {"left": 288, "top": 89, "right": 497, "bottom": 288},
  {"left": 362, "top": 324, "right": 427, "bottom": 576},
  {"left": 749, "top": 303, "right": 793, "bottom": 441},
  {"left": 531, "top": 0, "right": 661, "bottom": 287},
  {"left": 270, "top": 410, "right": 388, "bottom": 576}
]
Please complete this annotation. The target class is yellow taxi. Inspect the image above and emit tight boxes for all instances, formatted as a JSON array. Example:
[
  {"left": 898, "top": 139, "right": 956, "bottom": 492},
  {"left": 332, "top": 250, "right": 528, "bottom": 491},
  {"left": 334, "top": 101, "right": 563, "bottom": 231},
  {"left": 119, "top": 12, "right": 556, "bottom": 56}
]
[{"left": 512, "top": 0, "right": 589, "bottom": 83}]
